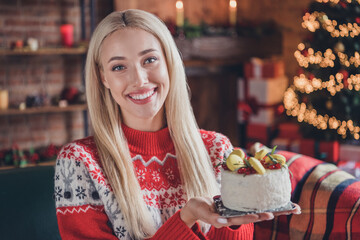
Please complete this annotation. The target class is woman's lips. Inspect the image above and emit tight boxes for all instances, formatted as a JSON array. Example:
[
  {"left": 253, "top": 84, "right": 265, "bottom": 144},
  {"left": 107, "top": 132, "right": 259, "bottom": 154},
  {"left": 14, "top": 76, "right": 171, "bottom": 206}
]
[{"left": 128, "top": 88, "right": 157, "bottom": 104}]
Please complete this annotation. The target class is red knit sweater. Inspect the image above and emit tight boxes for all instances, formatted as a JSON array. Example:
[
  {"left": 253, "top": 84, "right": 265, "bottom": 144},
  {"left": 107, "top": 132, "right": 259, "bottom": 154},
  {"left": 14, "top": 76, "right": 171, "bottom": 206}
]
[{"left": 54, "top": 125, "right": 253, "bottom": 239}]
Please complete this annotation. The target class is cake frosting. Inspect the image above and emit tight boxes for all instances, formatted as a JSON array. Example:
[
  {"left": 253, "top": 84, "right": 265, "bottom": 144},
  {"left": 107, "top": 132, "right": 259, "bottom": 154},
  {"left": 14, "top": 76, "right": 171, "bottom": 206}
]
[{"left": 220, "top": 147, "right": 292, "bottom": 212}]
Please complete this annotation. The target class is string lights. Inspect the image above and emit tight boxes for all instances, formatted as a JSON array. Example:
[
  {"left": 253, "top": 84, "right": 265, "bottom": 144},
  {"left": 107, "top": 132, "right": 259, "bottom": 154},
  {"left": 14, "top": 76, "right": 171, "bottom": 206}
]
[
  {"left": 294, "top": 44, "right": 336, "bottom": 68},
  {"left": 294, "top": 44, "right": 360, "bottom": 68},
  {"left": 284, "top": 73, "right": 360, "bottom": 139},
  {"left": 316, "top": 0, "right": 360, "bottom": 4},
  {"left": 302, "top": 11, "right": 360, "bottom": 38},
  {"left": 286, "top": 0, "right": 360, "bottom": 140}
]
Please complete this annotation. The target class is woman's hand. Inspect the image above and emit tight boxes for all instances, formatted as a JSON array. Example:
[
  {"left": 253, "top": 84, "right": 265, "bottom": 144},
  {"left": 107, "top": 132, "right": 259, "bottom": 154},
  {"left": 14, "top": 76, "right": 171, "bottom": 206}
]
[{"left": 179, "top": 197, "right": 276, "bottom": 228}]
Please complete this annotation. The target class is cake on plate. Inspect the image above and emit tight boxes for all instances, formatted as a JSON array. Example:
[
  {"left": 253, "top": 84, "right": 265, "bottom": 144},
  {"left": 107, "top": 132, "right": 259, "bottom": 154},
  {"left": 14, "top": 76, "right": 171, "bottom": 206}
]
[{"left": 220, "top": 147, "right": 292, "bottom": 212}]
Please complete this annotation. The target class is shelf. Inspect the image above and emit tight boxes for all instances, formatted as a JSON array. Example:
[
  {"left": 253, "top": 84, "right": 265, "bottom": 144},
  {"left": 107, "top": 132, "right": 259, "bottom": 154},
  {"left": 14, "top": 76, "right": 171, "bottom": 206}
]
[
  {"left": 0, "top": 160, "right": 56, "bottom": 171},
  {"left": 183, "top": 58, "right": 244, "bottom": 67},
  {"left": 0, "top": 104, "right": 87, "bottom": 116},
  {"left": 0, "top": 47, "right": 87, "bottom": 56}
]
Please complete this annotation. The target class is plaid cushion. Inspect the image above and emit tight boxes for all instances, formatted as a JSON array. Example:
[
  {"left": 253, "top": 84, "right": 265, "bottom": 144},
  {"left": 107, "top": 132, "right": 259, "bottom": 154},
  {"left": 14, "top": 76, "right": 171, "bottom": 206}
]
[{"left": 254, "top": 150, "right": 360, "bottom": 240}]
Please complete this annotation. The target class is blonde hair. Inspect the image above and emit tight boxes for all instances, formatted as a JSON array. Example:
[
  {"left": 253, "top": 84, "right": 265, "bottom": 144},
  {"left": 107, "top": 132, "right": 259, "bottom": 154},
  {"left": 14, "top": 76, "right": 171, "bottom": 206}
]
[{"left": 85, "top": 9, "right": 219, "bottom": 239}]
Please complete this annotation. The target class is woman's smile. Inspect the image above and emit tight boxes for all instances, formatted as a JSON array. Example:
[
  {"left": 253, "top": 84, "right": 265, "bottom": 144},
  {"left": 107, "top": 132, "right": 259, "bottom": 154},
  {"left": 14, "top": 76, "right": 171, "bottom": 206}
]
[
  {"left": 127, "top": 87, "right": 157, "bottom": 104},
  {"left": 99, "top": 28, "right": 170, "bottom": 131}
]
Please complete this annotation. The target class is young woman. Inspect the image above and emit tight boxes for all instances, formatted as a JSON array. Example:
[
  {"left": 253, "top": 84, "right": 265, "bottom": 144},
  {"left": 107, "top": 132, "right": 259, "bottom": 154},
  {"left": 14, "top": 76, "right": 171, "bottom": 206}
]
[{"left": 54, "top": 9, "right": 300, "bottom": 240}]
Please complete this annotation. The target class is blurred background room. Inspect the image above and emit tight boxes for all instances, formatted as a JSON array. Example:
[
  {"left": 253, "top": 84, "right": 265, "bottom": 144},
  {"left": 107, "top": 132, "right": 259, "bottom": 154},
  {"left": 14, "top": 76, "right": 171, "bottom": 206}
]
[{"left": 0, "top": 0, "right": 359, "bottom": 177}]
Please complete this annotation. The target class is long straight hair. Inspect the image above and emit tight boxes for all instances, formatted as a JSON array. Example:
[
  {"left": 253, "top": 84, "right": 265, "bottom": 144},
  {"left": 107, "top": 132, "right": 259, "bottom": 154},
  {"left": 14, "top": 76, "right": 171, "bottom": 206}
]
[{"left": 85, "top": 9, "right": 219, "bottom": 239}]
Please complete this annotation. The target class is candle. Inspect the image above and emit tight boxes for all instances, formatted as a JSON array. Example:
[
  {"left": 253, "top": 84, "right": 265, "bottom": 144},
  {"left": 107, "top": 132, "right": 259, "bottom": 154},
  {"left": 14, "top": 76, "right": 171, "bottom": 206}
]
[
  {"left": 229, "top": 0, "right": 237, "bottom": 27},
  {"left": 0, "top": 89, "right": 9, "bottom": 110},
  {"left": 176, "top": 1, "right": 184, "bottom": 28},
  {"left": 60, "top": 24, "right": 74, "bottom": 47}
]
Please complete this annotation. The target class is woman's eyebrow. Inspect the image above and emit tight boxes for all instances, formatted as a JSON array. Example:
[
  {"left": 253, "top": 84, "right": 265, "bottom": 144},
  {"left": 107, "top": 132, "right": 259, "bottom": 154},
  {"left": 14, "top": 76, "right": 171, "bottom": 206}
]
[
  {"left": 107, "top": 49, "right": 157, "bottom": 63},
  {"left": 108, "top": 56, "right": 125, "bottom": 63},
  {"left": 138, "top": 48, "right": 156, "bottom": 56}
]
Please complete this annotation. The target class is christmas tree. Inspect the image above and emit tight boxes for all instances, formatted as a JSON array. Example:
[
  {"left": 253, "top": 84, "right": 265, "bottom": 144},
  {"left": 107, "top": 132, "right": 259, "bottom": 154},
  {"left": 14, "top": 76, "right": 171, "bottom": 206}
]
[{"left": 284, "top": 0, "right": 360, "bottom": 141}]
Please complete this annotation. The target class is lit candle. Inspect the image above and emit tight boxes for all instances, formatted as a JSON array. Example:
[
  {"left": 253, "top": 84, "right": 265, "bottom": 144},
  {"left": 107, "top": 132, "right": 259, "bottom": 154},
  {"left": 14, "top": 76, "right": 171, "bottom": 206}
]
[
  {"left": 176, "top": 1, "right": 184, "bottom": 28},
  {"left": 229, "top": 0, "right": 237, "bottom": 27},
  {"left": 0, "top": 89, "right": 9, "bottom": 110}
]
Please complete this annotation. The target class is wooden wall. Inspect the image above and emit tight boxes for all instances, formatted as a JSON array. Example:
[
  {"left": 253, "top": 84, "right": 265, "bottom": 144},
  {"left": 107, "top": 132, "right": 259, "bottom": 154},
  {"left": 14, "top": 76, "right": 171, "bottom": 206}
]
[
  {"left": 114, "top": 0, "right": 314, "bottom": 79},
  {"left": 115, "top": 0, "right": 230, "bottom": 25}
]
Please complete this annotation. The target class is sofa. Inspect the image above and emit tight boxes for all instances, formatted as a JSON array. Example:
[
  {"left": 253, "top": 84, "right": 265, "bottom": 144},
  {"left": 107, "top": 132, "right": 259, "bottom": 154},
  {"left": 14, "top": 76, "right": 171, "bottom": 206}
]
[
  {"left": 0, "top": 151, "right": 359, "bottom": 240},
  {"left": 254, "top": 150, "right": 360, "bottom": 240},
  {"left": 0, "top": 166, "right": 61, "bottom": 240}
]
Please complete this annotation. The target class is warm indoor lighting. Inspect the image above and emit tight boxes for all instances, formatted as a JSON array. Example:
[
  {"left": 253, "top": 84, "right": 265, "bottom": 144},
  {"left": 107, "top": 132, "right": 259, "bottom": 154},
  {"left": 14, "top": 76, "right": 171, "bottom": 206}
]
[
  {"left": 302, "top": 11, "right": 360, "bottom": 38},
  {"left": 316, "top": 0, "right": 360, "bottom": 3},
  {"left": 229, "top": 0, "right": 237, "bottom": 27},
  {"left": 175, "top": 1, "right": 184, "bottom": 27},
  {"left": 176, "top": 0, "right": 183, "bottom": 9},
  {"left": 284, "top": 73, "right": 360, "bottom": 139}
]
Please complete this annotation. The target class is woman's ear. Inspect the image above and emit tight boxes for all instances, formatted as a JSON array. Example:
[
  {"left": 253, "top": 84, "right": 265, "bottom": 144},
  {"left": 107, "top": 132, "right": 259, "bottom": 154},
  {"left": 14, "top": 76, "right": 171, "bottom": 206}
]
[{"left": 99, "top": 68, "right": 110, "bottom": 89}]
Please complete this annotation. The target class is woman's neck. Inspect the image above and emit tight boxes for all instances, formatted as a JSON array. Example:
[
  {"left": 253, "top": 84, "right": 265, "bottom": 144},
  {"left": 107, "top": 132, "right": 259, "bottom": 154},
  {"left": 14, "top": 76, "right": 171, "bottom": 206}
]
[{"left": 122, "top": 112, "right": 166, "bottom": 132}]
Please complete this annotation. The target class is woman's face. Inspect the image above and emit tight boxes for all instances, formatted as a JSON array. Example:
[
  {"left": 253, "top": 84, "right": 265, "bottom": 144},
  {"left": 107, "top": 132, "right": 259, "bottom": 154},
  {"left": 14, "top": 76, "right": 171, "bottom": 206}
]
[{"left": 99, "top": 28, "right": 170, "bottom": 131}]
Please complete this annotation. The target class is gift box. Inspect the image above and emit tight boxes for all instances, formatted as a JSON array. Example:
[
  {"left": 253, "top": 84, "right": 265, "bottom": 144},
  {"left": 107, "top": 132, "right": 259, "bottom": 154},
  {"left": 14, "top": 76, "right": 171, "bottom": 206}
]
[
  {"left": 246, "top": 123, "right": 276, "bottom": 146},
  {"left": 276, "top": 122, "right": 302, "bottom": 140},
  {"left": 299, "top": 139, "right": 339, "bottom": 163},
  {"left": 339, "top": 144, "right": 360, "bottom": 162},
  {"left": 237, "top": 76, "right": 288, "bottom": 105},
  {"left": 237, "top": 101, "right": 278, "bottom": 125},
  {"left": 271, "top": 137, "right": 300, "bottom": 153},
  {"left": 244, "top": 58, "right": 285, "bottom": 79},
  {"left": 248, "top": 108, "right": 276, "bottom": 125},
  {"left": 237, "top": 76, "right": 287, "bottom": 125}
]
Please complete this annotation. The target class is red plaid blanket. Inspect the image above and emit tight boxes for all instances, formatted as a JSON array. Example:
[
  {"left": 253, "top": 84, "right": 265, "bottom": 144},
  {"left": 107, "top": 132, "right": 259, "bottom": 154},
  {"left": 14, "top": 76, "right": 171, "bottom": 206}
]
[{"left": 254, "top": 151, "right": 360, "bottom": 240}]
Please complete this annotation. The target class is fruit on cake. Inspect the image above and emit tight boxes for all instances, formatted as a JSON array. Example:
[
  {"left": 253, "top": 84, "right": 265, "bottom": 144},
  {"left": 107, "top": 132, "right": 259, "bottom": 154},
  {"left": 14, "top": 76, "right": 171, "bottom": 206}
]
[{"left": 220, "top": 147, "right": 292, "bottom": 212}]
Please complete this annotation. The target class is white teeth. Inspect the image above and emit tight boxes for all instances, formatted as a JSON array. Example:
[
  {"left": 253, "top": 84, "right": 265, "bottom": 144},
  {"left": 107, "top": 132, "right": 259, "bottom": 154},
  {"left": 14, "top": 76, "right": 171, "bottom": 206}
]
[{"left": 129, "top": 89, "right": 154, "bottom": 100}]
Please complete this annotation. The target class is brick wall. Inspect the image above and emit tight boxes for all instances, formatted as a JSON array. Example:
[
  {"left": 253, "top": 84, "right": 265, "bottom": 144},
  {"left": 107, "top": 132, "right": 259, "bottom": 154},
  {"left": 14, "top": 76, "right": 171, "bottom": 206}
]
[
  {"left": 0, "top": 0, "right": 314, "bottom": 150},
  {"left": 0, "top": 0, "right": 93, "bottom": 150}
]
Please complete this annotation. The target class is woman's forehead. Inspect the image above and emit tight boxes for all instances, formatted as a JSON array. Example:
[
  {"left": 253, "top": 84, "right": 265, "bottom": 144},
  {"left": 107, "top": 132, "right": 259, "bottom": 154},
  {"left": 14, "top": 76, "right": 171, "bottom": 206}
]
[{"left": 100, "top": 28, "right": 163, "bottom": 60}]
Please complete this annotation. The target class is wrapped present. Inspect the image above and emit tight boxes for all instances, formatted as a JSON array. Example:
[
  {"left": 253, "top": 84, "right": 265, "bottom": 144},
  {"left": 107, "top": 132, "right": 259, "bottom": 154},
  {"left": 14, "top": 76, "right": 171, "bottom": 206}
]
[
  {"left": 246, "top": 123, "right": 276, "bottom": 146},
  {"left": 237, "top": 76, "right": 287, "bottom": 125},
  {"left": 244, "top": 58, "right": 285, "bottom": 79},
  {"left": 276, "top": 122, "right": 302, "bottom": 139},
  {"left": 271, "top": 137, "right": 300, "bottom": 153},
  {"left": 248, "top": 108, "right": 276, "bottom": 125},
  {"left": 299, "top": 139, "right": 339, "bottom": 163},
  {"left": 237, "top": 76, "right": 288, "bottom": 105},
  {"left": 339, "top": 144, "right": 360, "bottom": 162},
  {"left": 237, "top": 99, "right": 279, "bottom": 125}
]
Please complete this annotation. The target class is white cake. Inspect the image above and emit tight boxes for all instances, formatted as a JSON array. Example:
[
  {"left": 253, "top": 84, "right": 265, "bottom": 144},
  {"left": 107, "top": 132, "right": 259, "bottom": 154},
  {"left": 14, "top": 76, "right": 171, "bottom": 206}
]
[
  {"left": 219, "top": 147, "right": 292, "bottom": 212},
  {"left": 220, "top": 167, "right": 291, "bottom": 211}
]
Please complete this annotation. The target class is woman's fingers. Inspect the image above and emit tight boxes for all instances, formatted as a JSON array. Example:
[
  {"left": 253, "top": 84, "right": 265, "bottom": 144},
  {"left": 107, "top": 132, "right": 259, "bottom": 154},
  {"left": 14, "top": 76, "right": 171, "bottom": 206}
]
[{"left": 180, "top": 197, "right": 297, "bottom": 229}]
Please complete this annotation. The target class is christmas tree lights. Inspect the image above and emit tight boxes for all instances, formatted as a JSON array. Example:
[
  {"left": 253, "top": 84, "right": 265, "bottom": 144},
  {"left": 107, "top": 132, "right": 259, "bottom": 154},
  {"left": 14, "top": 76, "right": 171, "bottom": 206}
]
[
  {"left": 316, "top": 0, "right": 360, "bottom": 4},
  {"left": 284, "top": 0, "right": 360, "bottom": 140},
  {"left": 303, "top": 11, "right": 360, "bottom": 38},
  {"left": 295, "top": 45, "right": 360, "bottom": 68}
]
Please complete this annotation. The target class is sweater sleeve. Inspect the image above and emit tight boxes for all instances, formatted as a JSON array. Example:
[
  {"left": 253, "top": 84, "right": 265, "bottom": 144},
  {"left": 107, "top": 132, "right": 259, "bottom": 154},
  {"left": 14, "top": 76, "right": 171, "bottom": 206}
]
[
  {"left": 149, "top": 210, "right": 202, "bottom": 240},
  {"left": 56, "top": 204, "right": 118, "bottom": 240},
  {"left": 54, "top": 142, "right": 117, "bottom": 240},
  {"left": 149, "top": 210, "right": 254, "bottom": 240},
  {"left": 206, "top": 223, "right": 254, "bottom": 240}
]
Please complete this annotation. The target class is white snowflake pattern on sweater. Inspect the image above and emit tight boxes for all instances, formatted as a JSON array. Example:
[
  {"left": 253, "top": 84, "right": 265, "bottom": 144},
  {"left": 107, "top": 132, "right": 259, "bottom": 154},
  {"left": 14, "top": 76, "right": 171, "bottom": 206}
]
[{"left": 54, "top": 129, "right": 233, "bottom": 239}]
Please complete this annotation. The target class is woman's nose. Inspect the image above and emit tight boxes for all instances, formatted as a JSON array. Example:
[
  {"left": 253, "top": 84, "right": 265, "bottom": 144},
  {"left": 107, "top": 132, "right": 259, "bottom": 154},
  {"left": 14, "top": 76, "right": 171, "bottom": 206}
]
[{"left": 132, "top": 66, "right": 148, "bottom": 86}]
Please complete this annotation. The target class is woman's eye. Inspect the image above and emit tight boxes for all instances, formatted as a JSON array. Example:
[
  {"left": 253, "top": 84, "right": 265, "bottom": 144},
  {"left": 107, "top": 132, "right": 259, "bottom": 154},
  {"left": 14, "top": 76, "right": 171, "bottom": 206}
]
[
  {"left": 144, "top": 57, "right": 157, "bottom": 64},
  {"left": 112, "top": 65, "right": 125, "bottom": 71}
]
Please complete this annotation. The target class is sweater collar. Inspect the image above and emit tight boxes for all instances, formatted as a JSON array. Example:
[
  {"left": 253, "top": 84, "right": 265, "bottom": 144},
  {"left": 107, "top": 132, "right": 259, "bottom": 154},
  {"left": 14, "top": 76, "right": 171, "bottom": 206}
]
[{"left": 121, "top": 124, "right": 175, "bottom": 155}]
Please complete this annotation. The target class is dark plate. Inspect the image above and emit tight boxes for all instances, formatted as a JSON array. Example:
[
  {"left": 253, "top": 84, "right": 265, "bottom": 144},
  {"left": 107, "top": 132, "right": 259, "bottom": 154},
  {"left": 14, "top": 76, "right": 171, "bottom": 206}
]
[{"left": 213, "top": 195, "right": 296, "bottom": 217}]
